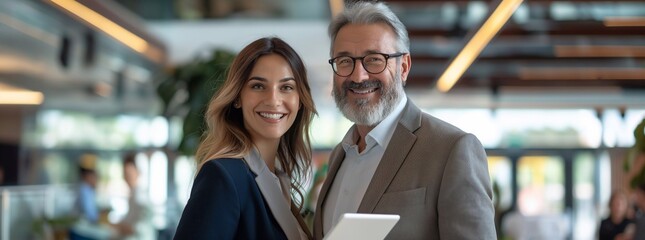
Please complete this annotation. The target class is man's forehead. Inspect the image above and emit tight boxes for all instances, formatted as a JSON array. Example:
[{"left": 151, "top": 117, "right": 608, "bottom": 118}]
[{"left": 332, "top": 24, "right": 397, "bottom": 55}]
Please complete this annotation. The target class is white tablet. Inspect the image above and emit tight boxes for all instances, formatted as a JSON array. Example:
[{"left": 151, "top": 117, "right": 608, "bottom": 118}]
[{"left": 324, "top": 213, "right": 400, "bottom": 240}]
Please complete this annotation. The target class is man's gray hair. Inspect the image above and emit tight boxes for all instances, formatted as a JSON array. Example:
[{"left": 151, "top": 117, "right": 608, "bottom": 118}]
[{"left": 329, "top": 1, "right": 410, "bottom": 55}]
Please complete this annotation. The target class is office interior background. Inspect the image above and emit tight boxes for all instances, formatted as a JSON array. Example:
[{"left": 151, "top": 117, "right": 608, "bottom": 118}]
[{"left": 0, "top": 0, "right": 644, "bottom": 239}]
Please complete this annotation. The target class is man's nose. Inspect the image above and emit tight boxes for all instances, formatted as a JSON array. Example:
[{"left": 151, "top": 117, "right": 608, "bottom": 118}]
[{"left": 349, "top": 59, "right": 370, "bottom": 81}]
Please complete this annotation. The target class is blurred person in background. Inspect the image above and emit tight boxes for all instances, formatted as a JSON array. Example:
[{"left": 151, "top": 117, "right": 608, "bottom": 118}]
[
  {"left": 173, "top": 37, "right": 316, "bottom": 239},
  {"left": 113, "top": 152, "right": 156, "bottom": 240},
  {"left": 599, "top": 190, "right": 633, "bottom": 240},
  {"left": 631, "top": 183, "right": 645, "bottom": 240},
  {"left": 70, "top": 153, "right": 115, "bottom": 240}
]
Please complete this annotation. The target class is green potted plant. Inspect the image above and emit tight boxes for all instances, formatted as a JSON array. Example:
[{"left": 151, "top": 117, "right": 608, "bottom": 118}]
[
  {"left": 32, "top": 215, "right": 78, "bottom": 240},
  {"left": 156, "top": 49, "right": 236, "bottom": 156},
  {"left": 624, "top": 118, "right": 645, "bottom": 188}
]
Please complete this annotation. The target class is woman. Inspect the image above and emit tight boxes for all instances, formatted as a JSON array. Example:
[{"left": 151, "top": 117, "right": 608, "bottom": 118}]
[
  {"left": 174, "top": 37, "right": 316, "bottom": 240},
  {"left": 114, "top": 152, "right": 155, "bottom": 240}
]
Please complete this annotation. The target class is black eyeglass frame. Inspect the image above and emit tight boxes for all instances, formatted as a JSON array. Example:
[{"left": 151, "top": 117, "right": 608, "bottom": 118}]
[{"left": 328, "top": 52, "right": 407, "bottom": 77}]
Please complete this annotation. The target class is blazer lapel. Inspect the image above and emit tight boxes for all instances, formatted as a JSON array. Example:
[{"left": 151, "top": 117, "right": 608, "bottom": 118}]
[
  {"left": 291, "top": 201, "right": 313, "bottom": 239},
  {"left": 357, "top": 99, "right": 421, "bottom": 213},
  {"left": 279, "top": 170, "right": 313, "bottom": 239},
  {"left": 244, "top": 149, "right": 302, "bottom": 240},
  {"left": 255, "top": 170, "right": 302, "bottom": 240}
]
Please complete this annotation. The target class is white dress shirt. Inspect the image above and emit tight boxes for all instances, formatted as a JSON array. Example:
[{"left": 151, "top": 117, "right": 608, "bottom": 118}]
[{"left": 323, "top": 97, "right": 407, "bottom": 234}]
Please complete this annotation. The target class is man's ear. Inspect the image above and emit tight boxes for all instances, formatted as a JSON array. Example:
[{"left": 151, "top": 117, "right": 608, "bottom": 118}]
[{"left": 400, "top": 54, "right": 411, "bottom": 86}]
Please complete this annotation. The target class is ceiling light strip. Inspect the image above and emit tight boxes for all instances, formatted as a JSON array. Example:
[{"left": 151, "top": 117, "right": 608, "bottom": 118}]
[
  {"left": 48, "top": 0, "right": 148, "bottom": 54},
  {"left": 435, "top": 0, "right": 523, "bottom": 93},
  {"left": 329, "top": 0, "right": 344, "bottom": 18},
  {"left": 0, "top": 83, "right": 44, "bottom": 105},
  {"left": 0, "top": 92, "right": 44, "bottom": 105}
]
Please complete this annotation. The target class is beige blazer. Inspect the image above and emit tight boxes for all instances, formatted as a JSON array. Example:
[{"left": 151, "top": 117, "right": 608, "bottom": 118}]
[{"left": 314, "top": 99, "right": 496, "bottom": 239}]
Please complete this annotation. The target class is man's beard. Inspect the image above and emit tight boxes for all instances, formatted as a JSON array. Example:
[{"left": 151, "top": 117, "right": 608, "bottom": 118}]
[{"left": 332, "top": 74, "right": 405, "bottom": 126}]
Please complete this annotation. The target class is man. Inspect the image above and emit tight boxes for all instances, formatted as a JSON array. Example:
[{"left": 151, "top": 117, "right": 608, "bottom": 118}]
[
  {"left": 313, "top": 2, "right": 496, "bottom": 239},
  {"left": 76, "top": 154, "right": 100, "bottom": 225},
  {"left": 70, "top": 153, "right": 115, "bottom": 240}
]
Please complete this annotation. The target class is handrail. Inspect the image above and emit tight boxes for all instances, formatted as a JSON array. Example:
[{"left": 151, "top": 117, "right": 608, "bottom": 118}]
[
  {"left": 0, "top": 184, "right": 74, "bottom": 192},
  {"left": 0, "top": 184, "right": 77, "bottom": 240},
  {"left": 1, "top": 189, "right": 9, "bottom": 240}
]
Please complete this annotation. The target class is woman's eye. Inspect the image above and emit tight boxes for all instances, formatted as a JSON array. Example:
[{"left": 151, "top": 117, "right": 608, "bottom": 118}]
[
  {"left": 282, "top": 85, "right": 295, "bottom": 91},
  {"left": 251, "top": 83, "right": 264, "bottom": 89}
]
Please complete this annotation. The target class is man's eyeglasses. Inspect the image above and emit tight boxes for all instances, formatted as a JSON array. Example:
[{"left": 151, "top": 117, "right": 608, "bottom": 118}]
[{"left": 328, "top": 52, "right": 406, "bottom": 77}]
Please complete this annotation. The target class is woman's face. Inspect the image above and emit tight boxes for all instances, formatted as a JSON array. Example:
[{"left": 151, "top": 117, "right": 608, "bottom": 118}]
[
  {"left": 610, "top": 193, "right": 627, "bottom": 217},
  {"left": 238, "top": 54, "right": 300, "bottom": 145},
  {"left": 123, "top": 162, "right": 139, "bottom": 189}
]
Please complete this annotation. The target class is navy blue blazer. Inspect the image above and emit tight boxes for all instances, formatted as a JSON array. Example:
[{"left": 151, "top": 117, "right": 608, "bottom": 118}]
[{"left": 174, "top": 158, "right": 287, "bottom": 240}]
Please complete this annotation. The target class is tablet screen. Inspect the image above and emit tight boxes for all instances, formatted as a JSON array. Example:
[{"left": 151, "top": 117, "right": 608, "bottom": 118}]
[{"left": 324, "top": 213, "right": 400, "bottom": 240}]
